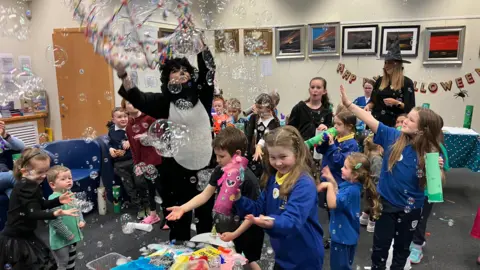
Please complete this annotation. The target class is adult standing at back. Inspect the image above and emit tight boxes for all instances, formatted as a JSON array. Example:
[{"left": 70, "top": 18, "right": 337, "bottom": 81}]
[
  {"left": 365, "top": 40, "right": 416, "bottom": 127},
  {"left": 288, "top": 77, "right": 333, "bottom": 140}
]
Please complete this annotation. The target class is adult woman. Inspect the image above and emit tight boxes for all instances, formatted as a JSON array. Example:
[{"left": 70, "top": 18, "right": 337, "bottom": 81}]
[
  {"left": 288, "top": 77, "right": 333, "bottom": 140},
  {"left": 365, "top": 40, "right": 415, "bottom": 127}
]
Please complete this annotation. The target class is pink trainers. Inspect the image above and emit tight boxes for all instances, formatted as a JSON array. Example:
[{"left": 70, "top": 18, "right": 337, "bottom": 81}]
[
  {"left": 162, "top": 224, "right": 170, "bottom": 230},
  {"left": 141, "top": 215, "right": 160, "bottom": 225}
]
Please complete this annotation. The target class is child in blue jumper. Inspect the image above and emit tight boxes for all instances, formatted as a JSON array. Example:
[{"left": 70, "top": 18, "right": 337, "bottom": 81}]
[
  {"left": 340, "top": 85, "right": 446, "bottom": 270},
  {"left": 316, "top": 110, "right": 359, "bottom": 248},
  {"left": 318, "top": 153, "right": 381, "bottom": 270},
  {"left": 235, "top": 126, "right": 324, "bottom": 270}
]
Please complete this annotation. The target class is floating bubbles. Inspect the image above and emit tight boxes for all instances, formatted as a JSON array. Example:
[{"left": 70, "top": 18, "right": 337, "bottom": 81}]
[
  {"left": 104, "top": 91, "right": 112, "bottom": 100},
  {"left": 174, "top": 99, "right": 193, "bottom": 110},
  {"left": 193, "top": 218, "right": 199, "bottom": 224},
  {"left": 132, "top": 124, "right": 141, "bottom": 133},
  {"left": 148, "top": 119, "right": 190, "bottom": 157},
  {"left": 92, "top": 156, "right": 98, "bottom": 162},
  {"left": 79, "top": 93, "right": 87, "bottom": 102},
  {"left": 121, "top": 213, "right": 134, "bottom": 234},
  {"left": 90, "top": 171, "right": 98, "bottom": 179},
  {"left": 82, "top": 127, "right": 96, "bottom": 143},
  {"left": 97, "top": 241, "right": 103, "bottom": 248},
  {"left": 407, "top": 197, "right": 415, "bottom": 205},
  {"left": 77, "top": 252, "right": 84, "bottom": 260},
  {"left": 404, "top": 205, "right": 411, "bottom": 213},
  {"left": 45, "top": 45, "right": 68, "bottom": 67},
  {"left": 190, "top": 176, "right": 197, "bottom": 184},
  {"left": 0, "top": 6, "right": 30, "bottom": 40},
  {"left": 167, "top": 79, "right": 182, "bottom": 94}
]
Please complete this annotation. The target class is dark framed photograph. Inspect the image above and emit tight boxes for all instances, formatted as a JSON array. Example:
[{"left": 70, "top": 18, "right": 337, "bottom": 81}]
[
  {"left": 342, "top": 25, "right": 379, "bottom": 55},
  {"left": 307, "top": 23, "right": 340, "bottom": 57},
  {"left": 423, "top": 26, "right": 466, "bottom": 65},
  {"left": 158, "top": 27, "right": 174, "bottom": 53},
  {"left": 275, "top": 25, "right": 305, "bottom": 59},
  {"left": 380, "top": 25, "right": 420, "bottom": 57},
  {"left": 214, "top": 29, "right": 240, "bottom": 53},
  {"left": 244, "top": 28, "right": 273, "bottom": 56}
]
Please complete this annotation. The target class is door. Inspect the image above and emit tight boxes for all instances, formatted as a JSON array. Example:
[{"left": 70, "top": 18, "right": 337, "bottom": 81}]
[{"left": 53, "top": 28, "right": 115, "bottom": 140}]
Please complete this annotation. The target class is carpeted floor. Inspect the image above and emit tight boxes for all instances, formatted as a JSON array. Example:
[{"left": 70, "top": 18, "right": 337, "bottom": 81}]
[{"left": 36, "top": 168, "right": 480, "bottom": 269}]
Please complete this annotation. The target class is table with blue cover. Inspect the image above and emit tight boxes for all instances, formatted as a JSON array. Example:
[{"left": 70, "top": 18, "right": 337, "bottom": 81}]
[{"left": 444, "top": 133, "right": 480, "bottom": 172}]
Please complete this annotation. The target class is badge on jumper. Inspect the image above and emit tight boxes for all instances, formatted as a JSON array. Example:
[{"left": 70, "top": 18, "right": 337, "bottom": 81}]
[{"left": 272, "top": 188, "right": 279, "bottom": 199}]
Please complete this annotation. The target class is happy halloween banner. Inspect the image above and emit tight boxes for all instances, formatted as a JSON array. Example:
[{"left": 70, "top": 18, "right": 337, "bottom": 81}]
[{"left": 336, "top": 63, "right": 480, "bottom": 99}]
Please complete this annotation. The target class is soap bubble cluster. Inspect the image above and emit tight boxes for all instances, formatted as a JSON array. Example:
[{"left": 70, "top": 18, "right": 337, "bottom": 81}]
[{"left": 147, "top": 119, "right": 190, "bottom": 157}]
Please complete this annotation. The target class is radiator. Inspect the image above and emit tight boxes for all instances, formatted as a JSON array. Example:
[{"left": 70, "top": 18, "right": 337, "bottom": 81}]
[{"left": 5, "top": 121, "right": 39, "bottom": 147}]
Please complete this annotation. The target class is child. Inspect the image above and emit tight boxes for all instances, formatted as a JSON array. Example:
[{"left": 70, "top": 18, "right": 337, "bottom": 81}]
[
  {"left": 340, "top": 85, "right": 445, "bottom": 270},
  {"left": 235, "top": 126, "right": 324, "bottom": 269},
  {"left": 123, "top": 100, "right": 167, "bottom": 228},
  {"left": 166, "top": 127, "right": 264, "bottom": 269},
  {"left": 213, "top": 95, "right": 229, "bottom": 134},
  {"left": 107, "top": 107, "right": 145, "bottom": 218},
  {"left": 288, "top": 77, "right": 333, "bottom": 140},
  {"left": 226, "top": 98, "right": 248, "bottom": 132},
  {"left": 471, "top": 206, "right": 480, "bottom": 265},
  {"left": 395, "top": 113, "right": 407, "bottom": 129},
  {"left": 318, "top": 153, "right": 381, "bottom": 270},
  {"left": 47, "top": 165, "right": 85, "bottom": 270},
  {"left": 353, "top": 81, "right": 373, "bottom": 108},
  {"left": 0, "top": 148, "right": 77, "bottom": 269},
  {"left": 359, "top": 135, "right": 383, "bottom": 232},
  {"left": 245, "top": 93, "right": 280, "bottom": 177}
]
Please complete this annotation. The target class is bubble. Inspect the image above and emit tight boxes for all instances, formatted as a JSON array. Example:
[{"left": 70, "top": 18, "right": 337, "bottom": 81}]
[
  {"left": 142, "top": 122, "right": 149, "bottom": 129},
  {"left": 206, "top": 70, "right": 214, "bottom": 86},
  {"left": 416, "top": 169, "right": 424, "bottom": 178},
  {"left": 78, "top": 93, "right": 87, "bottom": 102},
  {"left": 54, "top": 159, "right": 59, "bottom": 164},
  {"left": 266, "top": 247, "right": 274, "bottom": 254},
  {"left": 77, "top": 252, "right": 84, "bottom": 260},
  {"left": 54, "top": 153, "right": 59, "bottom": 158},
  {"left": 190, "top": 176, "right": 197, "bottom": 183},
  {"left": 86, "top": 161, "right": 90, "bottom": 165},
  {"left": 154, "top": 196, "right": 163, "bottom": 204},
  {"left": 97, "top": 241, "right": 103, "bottom": 248},
  {"left": 234, "top": 216, "right": 240, "bottom": 222},
  {"left": 262, "top": 10, "right": 272, "bottom": 22},
  {"left": 132, "top": 124, "right": 141, "bottom": 133},
  {"left": 92, "top": 156, "right": 98, "bottom": 162},
  {"left": 332, "top": 229, "right": 336, "bottom": 234},
  {"left": 404, "top": 205, "right": 411, "bottom": 213},
  {"left": 404, "top": 189, "right": 408, "bottom": 194},
  {"left": 407, "top": 197, "right": 415, "bottom": 205},
  {"left": 148, "top": 119, "right": 190, "bottom": 157},
  {"left": 338, "top": 224, "right": 342, "bottom": 229},
  {"left": 90, "top": 171, "right": 98, "bottom": 179},
  {"left": 89, "top": 164, "right": 93, "bottom": 170},
  {"left": 448, "top": 219, "right": 454, "bottom": 227},
  {"left": 397, "top": 218, "right": 402, "bottom": 223},
  {"left": 104, "top": 158, "right": 108, "bottom": 163},
  {"left": 104, "top": 91, "right": 112, "bottom": 100},
  {"left": 45, "top": 45, "right": 68, "bottom": 67},
  {"left": 109, "top": 233, "right": 114, "bottom": 240},
  {"left": 174, "top": 99, "right": 193, "bottom": 110},
  {"left": 193, "top": 218, "right": 199, "bottom": 224}
]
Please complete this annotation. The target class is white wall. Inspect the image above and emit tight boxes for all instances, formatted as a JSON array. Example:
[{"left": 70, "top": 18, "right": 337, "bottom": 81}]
[
  {"left": 26, "top": 0, "right": 204, "bottom": 140},
  {"left": 209, "top": 0, "right": 480, "bottom": 130}
]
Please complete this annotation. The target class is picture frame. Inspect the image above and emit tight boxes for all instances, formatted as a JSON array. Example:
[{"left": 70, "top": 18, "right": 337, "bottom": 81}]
[
  {"left": 380, "top": 25, "right": 420, "bottom": 57},
  {"left": 423, "top": 26, "right": 466, "bottom": 65},
  {"left": 243, "top": 28, "right": 273, "bottom": 56},
  {"left": 158, "top": 27, "right": 174, "bottom": 52},
  {"left": 214, "top": 29, "right": 240, "bottom": 53},
  {"left": 307, "top": 23, "right": 341, "bottom": 57},
  {"left": 342, "top": 25, "right": 379, "bottom": 55},
  {"left": 275, "top": 25, "right": 306, "bottom": 59}
]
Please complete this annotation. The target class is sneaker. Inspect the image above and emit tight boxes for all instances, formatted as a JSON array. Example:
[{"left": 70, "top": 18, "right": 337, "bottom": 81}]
[
  {"left": 366, "top": 220, "right": 375, "bottom": 232},
  {"left": 360, "top": 212, "right": 369, "bottom": 226},
  {"left": 324, "top": 238, "right": 331, "bottom": 249},
  {"left": 137, "top": 208, "right": 146, "bottom": 220},
  {"left": 141, "top": 215, "right": 161, "bottom": 225},
  {"left": 409, "top": 241, "right": 426, "bottom": 251},
  {"left": 409, "top": 246, "right": 423, "bottom": 264}
]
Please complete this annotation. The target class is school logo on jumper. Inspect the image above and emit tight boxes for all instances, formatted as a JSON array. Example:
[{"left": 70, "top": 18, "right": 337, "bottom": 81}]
[
  {"left": 411, "top": 220, "right": 418, "bottom": 229},
  {"left": 272, "top": 188, "right": 280, "bottom": 199}
]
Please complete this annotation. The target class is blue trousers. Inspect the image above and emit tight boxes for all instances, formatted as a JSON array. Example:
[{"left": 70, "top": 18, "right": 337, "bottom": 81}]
[
  {"left": 330, "top": 242, "right": 356, "bottom": 270},
  {"left": 0, "top": 171, "right": 15, "bottom": 198}
]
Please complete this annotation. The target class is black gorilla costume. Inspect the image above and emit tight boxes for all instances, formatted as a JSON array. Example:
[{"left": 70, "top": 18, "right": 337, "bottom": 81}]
[{"left": 118, "top": 48, "right": 216, "bottom": 241}]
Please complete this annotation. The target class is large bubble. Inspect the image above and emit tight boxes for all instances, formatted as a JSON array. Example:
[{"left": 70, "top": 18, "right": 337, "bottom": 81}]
[{"left": 147, "top": 119, "right": 190, "bottom": 158}]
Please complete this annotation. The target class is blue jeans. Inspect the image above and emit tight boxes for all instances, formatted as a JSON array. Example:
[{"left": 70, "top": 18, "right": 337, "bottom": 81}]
[{"left": 0, "top": 171, "right": 15, "bottom": 197}]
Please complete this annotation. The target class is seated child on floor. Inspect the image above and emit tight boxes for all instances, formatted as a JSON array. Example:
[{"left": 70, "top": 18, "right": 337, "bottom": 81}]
[{"left": 166, "top": 127, "right": 264, "bottom": 270}]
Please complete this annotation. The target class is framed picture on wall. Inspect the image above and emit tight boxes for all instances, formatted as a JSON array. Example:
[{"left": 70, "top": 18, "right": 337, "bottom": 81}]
[
  {"left": 275, "top": 25, "right": 306, "bottom": 59},
  {"left": 158, "top": 28, "right": 174, "bottom": 52},
  {"left": 244, "top": 28, "right": 273, "bottom": 56},
  {"left": 342, "top": 25, "right": 378, "bottom": 55},
  {"left": 307, "top": 23, "right": 340, "bottom": 57},
  {"left": 380, "top": 25, "right": 420, "bottom": 57},
  {"left": 214, "top": 29, "right": 240, "bottom": 53},
  {"left": 423, "top": 26, "right": 466, "bottom": 65}
]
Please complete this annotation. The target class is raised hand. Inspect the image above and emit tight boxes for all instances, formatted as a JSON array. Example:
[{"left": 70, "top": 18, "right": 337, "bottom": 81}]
[
  {"left": 339, "top": 85, "right": 351, "bottom": 107},
  {"left": 166, "top": 206, "right": 185, "bottom": 221},
  {"left": 59, "top": 191, "right": 75, "bottom": 204}
]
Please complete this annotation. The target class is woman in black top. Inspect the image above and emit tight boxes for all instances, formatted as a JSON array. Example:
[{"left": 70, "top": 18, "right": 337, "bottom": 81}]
[
  {"left": 365, "top": 40, "right": 415, "bottom": 127},
  {"left": 288, "top": 77, "right": 333, "bottom": 140}
]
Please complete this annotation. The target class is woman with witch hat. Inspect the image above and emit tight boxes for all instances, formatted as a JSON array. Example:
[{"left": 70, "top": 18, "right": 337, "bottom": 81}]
[{"left": 364, "top": 40, "right": 416, "bottom": 127}]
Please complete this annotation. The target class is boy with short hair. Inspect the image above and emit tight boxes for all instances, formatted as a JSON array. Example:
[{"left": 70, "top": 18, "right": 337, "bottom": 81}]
[
  {"left": 166, "top": 127, "right": 264, "bottom": 269},
  {"left": 47, "top": 165, "right": 85, "bottom": 270}
]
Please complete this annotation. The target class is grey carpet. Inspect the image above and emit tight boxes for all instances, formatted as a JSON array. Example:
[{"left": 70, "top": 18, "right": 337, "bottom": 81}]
[{"left": 36, "top": 168, "right": 480, "bottom": 269}]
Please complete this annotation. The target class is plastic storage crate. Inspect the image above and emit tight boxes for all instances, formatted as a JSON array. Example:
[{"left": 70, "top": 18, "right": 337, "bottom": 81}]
[{"left": 86, "top": 252, "right": 128, "bottom": 270}]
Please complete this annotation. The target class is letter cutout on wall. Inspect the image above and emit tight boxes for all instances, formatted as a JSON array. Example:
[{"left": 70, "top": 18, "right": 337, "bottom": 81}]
[
  {"left": 475, "top": 68, "right": 480, "bottom": 77},
  {"left": 428, "top": 83, "right": 438, "bottom": 93},
  {"left": 337, "top": 63, "right": 345, "bottom": 74},
  {"left": 342, "top": 70, "right": 352, "bottom": 80},
  {"left": 465, "top": 73, "right": 475, "bottom": 84},
  {"left": 420, "top": 82, "right": 426, "bottom": 93},
  {"left": 455, "top": 77, "right": 464, "bottom": 89},
  {"left": 440, "top": 81, "right": 453, "bottom": 91},
  {"left": 348, "top": 74, "right": 357, "bottom": 84}
]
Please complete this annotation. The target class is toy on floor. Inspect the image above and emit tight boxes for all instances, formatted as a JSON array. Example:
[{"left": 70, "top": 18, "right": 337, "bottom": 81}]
[{"left": 113, "top": 185, "right": 121, "bottom": 213}]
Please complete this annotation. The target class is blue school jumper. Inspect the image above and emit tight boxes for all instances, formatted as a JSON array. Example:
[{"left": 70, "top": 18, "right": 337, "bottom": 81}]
[
  {"left": 316, "top": 133, "right": 359, "bottom": 184},
  {"left": 374, "top": 122, "right": 424, "bottom": 210},
  {"left": 330, "top": 181, "right": 363, "bottom": 270},
  {"left": 353, "top": 96, "right": 370, "bottom": 133},
  {"left": 235, "top": 173, "right": 324, "bottom": 270}
]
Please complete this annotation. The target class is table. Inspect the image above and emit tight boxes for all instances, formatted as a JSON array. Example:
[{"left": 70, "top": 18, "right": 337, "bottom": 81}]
[{"left": 444, "top": 133, "right": 480, "bottom": 172}]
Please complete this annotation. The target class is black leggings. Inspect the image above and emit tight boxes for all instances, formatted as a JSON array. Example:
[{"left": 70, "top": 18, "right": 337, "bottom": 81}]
[{"left": 159, "top": 158, "right": 214, "bottom": 241}]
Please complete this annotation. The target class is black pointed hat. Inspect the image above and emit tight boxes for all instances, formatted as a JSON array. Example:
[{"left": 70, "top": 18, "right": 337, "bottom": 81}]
[{"left": 384, "top": 39, "right": 411, "bottom": 64}]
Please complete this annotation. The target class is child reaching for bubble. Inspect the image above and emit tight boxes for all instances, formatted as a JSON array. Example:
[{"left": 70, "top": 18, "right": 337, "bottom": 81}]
[
  {"left": 340, "top": 85, "right": 445, "bottom": 270},
  {"left": 235, "top": 126, "right": 324, "bottom": 270},
  {"left": 166, "top": 127, "right": 264, "bottom": 269},
  {"left": 0, "top": 148, "right": 78, "bottom": 269},
  {"left": 318, "top": 153, "right": 381, "bottom": 270},
  {"left": 47, "top": 165, "right": 85, "bottom": 270}
]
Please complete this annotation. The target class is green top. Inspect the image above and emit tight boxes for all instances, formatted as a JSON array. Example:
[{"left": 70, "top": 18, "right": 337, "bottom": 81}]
[{"left": 48, "top": 192, "right": 84, "bottom": 250}]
